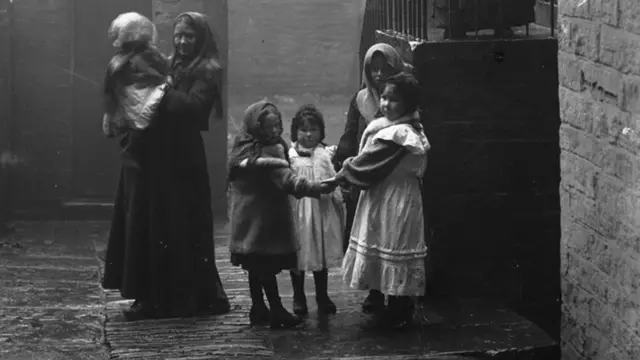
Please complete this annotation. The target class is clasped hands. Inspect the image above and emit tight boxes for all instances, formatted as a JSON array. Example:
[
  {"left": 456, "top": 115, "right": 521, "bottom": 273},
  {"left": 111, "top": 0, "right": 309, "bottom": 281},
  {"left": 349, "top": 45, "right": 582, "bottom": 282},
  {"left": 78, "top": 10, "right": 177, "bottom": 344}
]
[{"left": 320, "top": 176, "right": 341, "bottom": 194}]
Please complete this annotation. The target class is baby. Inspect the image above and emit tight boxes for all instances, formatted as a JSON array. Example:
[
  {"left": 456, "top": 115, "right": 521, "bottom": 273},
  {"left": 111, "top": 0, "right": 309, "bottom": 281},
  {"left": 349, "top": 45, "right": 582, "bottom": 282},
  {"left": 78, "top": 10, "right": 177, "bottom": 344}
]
[{"left": 102, "top": 12, "right": 170, "bottom": 138}]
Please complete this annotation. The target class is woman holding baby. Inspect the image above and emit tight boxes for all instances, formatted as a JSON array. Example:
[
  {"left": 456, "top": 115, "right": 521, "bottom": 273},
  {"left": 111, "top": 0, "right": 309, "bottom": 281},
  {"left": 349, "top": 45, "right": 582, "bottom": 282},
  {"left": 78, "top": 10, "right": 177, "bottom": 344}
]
[{"left": 102, "top": 12, "right": 230, "bottom": 321}]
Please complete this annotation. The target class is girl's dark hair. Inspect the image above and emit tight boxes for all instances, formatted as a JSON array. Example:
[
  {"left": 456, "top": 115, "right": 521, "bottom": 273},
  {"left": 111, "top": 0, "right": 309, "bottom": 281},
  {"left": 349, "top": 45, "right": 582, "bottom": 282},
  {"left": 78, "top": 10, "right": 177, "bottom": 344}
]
[
  {"left": 290, "top": 104, "right": 326, "bottom": 143},
  {"left": 384, "top": 72, "right": 421, "bottom": 114}
]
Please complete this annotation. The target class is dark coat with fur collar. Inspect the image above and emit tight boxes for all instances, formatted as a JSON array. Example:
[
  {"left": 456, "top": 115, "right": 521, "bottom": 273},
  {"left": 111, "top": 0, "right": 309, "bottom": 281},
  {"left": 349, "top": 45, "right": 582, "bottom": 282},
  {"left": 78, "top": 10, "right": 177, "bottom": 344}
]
[{"left": 228, "top": 101, "right": 323, "bottom": 273}]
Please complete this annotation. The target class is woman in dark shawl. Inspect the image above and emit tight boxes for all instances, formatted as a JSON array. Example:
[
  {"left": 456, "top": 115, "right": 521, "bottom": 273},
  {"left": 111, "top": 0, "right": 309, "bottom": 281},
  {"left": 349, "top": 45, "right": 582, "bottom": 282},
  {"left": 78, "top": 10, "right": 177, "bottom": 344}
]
[{"left": 102, "top": 12, "right": 230, "bottom": 321}]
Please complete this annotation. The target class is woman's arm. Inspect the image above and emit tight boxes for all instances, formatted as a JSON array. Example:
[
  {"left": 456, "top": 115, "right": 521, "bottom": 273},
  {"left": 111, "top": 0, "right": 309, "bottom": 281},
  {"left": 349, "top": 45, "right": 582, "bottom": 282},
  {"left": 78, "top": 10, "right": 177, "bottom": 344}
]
[
  {"left": 335, "top": 139, "right": 407, "bottom": 189},
  {"left": 333, "top": 94, "right": 361, "bottom": 171},
  {"left": 161, "top": 78, "right": 218, "bottom": 120}
]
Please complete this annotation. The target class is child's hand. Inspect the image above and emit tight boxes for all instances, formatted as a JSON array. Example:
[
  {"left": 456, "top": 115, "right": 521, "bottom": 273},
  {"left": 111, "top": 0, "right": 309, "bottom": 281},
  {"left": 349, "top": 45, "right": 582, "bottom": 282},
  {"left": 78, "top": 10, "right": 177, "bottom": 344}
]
[
  {"left": 239, "top": 158, "right": 249, "bottom": 168},
  {"left": 320, "top": 182, "right": 338, "bottom": 194},
  {"left": 321, "top": 177, "right": 338, "bottom": 186}
]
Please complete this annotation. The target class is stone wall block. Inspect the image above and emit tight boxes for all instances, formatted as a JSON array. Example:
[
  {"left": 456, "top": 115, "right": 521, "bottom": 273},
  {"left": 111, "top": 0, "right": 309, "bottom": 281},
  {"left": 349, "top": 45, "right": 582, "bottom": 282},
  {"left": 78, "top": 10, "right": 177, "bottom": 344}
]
[
  {"left": 620, "top": 74, "right": 640, "bottom": 112},
  {"left": 560, "top": 151, "right": 599, "bottom": 198},
  {"left": 560, "top": 124, "right": 601, "bottom": 162},
  {"left": 590, "top": 0, "right": 619, "bottom": 26},
  {"left": 599, "top": 25, "right": 640, "bottom": 76},
  {"left": 562, "top": 18, "right": 601, "bottom": 60},
  {"left": 581, "top": 64, "right": 622, "bottom": 105},
  {"left": 592, "top": 102, "right": 632, "bottom": 141},
  {"left": 558, "top": 53, "right": 587, "bottom": 92},
  {"left": 619, "top": 0, "right": 640, "bottom": 37},
  {"left": 559, "top": 87, "right": 594, "bottom": 131},
  {"left": 559, "top": 0, "right": 591, "bottom": 19}
]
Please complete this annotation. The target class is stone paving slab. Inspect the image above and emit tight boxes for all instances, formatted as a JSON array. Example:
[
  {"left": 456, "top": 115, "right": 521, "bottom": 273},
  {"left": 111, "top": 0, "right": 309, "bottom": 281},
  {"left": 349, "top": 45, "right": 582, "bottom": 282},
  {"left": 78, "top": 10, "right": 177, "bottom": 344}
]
[
  {"left": 0, "top": 279, "right": 102, "bottom": 308},
  {"left": 0, "top": 222, "right": 108, "bottom": 360},
  {"left": 2, "top": 221, "right": 558, "bottom": 360},
  {"left": 0, "top": 253, "right": 100, "bottom": 268},
  {"left": 0, "top": 307, "right": 102, "bottom": 340}
]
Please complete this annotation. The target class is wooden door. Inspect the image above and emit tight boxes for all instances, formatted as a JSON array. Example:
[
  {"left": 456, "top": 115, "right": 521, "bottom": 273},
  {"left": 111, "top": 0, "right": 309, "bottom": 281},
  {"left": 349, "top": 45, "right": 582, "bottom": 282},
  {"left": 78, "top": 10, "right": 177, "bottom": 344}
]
[{"left": 70, "top": 0, "right": 151, "bottom": 201}]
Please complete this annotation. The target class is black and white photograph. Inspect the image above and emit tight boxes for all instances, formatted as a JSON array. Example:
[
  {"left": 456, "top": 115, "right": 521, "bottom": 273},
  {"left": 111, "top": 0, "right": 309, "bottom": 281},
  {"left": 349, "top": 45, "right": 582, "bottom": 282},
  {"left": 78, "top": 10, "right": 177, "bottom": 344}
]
[{"left": 0, "top": 0, "right": 627, "bottom": 359}]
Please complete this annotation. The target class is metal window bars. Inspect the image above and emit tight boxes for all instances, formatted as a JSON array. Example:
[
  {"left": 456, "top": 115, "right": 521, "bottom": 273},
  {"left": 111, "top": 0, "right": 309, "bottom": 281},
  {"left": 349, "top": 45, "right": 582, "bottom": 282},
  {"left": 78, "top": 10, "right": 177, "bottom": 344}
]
[{"left": 369, "top": 0, "right": 557, "bottom": 42}]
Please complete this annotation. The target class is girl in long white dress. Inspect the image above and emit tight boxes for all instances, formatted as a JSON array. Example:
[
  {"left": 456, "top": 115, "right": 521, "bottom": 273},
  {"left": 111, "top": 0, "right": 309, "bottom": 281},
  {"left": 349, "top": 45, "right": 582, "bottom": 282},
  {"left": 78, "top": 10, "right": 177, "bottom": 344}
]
[
  {"left": 334, "top": 73, "right": 430, "bottom": 329},
  {"left": 288, "top": 104, "right": 346, "bottom": 316}
]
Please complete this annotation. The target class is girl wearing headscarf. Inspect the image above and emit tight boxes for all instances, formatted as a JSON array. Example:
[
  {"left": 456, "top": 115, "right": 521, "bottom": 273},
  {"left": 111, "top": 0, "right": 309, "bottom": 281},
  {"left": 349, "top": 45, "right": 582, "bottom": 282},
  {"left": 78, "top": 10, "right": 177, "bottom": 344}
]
[
  {"left": 228, "top": 100, "right": 336, "bottom": 329},
  {"left": 102, "top": 12, "right": 230, "bottom": 321},
  {"left": 332, "top": 43, "right": 410, "bottom": 313}
]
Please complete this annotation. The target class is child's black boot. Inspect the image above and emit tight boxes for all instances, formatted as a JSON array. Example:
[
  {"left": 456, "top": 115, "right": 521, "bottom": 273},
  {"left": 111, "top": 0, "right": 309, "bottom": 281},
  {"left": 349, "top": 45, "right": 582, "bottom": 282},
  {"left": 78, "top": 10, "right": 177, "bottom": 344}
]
[
  {"left": 262, "top": 273, "right": 303, "bottom": 329},
  {"left": 387, "top": 295, "right": 414, "bottom": 329},
  {"left": 290, "top": 270, "right": 308, "bottom": 316},
  {"left": 248, "top": 271, "right": 270, "bottom": 325},
  {"left": 362, "top": 289, "right": 385, "bottom": 313},
  {"left": 313, "top": 269, "right": 336, "bottom": 314}
]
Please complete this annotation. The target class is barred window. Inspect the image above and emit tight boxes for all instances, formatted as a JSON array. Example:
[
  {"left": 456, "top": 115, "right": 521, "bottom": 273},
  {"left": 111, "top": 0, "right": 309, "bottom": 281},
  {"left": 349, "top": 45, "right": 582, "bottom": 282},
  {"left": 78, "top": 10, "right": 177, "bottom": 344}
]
[{"left": 369, "top": 0, "right": 557, "bottom": 42}]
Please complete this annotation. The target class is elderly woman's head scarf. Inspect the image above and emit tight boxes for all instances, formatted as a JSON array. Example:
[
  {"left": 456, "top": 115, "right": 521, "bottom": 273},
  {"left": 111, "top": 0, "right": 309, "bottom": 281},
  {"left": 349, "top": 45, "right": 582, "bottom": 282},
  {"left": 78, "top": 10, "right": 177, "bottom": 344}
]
[
  {"left": 357, "top": 43, "right": 410, "bottom": 123},
  {"left": 170, "top": 12, "right": 221, "bottom": 72},
  {"left": 170, "top": 12, "right": 223, "bottom": 131}
]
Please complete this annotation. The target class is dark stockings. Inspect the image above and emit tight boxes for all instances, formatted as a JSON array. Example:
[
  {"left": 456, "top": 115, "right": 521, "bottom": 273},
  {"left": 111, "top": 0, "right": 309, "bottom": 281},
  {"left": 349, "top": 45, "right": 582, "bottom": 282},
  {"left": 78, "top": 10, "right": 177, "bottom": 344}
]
[
  {"left": 313, "top": 269, "right": 337, "bottom": 314},
  {"left": 290, "top": 271, "right": 308, "bottom": 316},
  {"left": 290, "top": 269, "right": 337, "bottom": 316},
  {"left": 248, "top": 271, "right": 269, "bottom": 325},
  {"left": 260, "top": 272, "right": 302, "bottom": 329}
]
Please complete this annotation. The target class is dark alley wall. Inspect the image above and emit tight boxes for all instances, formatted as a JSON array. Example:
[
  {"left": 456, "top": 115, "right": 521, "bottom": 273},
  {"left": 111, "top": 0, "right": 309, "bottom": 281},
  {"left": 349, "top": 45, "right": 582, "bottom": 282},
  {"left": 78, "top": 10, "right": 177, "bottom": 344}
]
[
  {"left": 409, "top": 37, "right": 561, "bottom": 337},
  {"left": 559, "top": 0, "right": 640, "bottom": 359},
  {"left": 227, "top": 0, "right": 363, "bottom": 99},
  {"left": 7, "top": 0, "right": 75, "bottom": 215},
  {"left": 0, "top": 0, "right": 11, "bottom": 230},
  {"left": 3, "top": 0, "right": 229, "bottom": 222}
]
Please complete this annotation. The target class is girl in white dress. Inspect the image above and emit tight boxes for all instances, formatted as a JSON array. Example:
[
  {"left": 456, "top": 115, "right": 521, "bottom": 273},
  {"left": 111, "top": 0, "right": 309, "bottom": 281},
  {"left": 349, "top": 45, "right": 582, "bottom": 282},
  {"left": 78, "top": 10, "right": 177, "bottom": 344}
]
[
  {"left": 333, "top": 73, "right": 430, "bottom": 328},
  {"left": 288, "top": 104, "right": 346, "bottom": 316}
]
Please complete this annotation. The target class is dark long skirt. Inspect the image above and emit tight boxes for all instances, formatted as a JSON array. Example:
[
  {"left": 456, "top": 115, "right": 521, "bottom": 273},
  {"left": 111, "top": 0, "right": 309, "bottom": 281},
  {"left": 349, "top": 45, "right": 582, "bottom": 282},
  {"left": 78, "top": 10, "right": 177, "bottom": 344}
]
[{"left": 102, "top": 130, "right": 230, "bottom": 318}]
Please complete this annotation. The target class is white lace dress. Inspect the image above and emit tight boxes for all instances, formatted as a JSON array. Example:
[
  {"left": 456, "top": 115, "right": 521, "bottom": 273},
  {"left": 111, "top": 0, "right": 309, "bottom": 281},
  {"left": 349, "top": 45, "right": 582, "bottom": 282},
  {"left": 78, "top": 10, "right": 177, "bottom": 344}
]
[
  {"left": 341, "top": 123, "right": 429, "bottom": 296},
  {"left": 289, "top": 144, "right": 346, "bottom": 271}
]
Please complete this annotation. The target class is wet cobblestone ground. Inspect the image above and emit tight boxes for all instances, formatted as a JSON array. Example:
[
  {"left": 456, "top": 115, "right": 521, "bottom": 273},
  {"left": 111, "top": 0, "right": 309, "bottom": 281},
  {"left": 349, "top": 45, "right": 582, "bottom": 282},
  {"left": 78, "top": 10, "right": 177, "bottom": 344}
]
[{"left": 1, "top": 222, "right": 558, "bottom": 359}]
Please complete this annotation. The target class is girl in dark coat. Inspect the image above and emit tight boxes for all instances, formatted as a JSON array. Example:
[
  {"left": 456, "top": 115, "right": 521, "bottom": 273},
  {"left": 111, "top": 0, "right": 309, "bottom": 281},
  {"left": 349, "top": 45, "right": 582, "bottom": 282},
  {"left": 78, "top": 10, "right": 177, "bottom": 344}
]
[
  {"left": 102, "top": 12, "right": 230, "bottom": 321},
  {"left": 228, "top": 100, "right": 336, "bottom": 329}
]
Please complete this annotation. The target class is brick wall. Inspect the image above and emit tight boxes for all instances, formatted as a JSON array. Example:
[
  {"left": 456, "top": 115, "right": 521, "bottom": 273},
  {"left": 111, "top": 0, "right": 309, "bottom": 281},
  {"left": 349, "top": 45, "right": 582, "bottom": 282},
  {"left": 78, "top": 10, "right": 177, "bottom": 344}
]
[
  {"left": 558, "top": 0, "right": 640, "bottom": 359},
  {"left": 413, "top": 39, "right": 561, "bottom": 337},
  {"left": 227, "top": 0, "right": 364, "bottom": 99}
]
